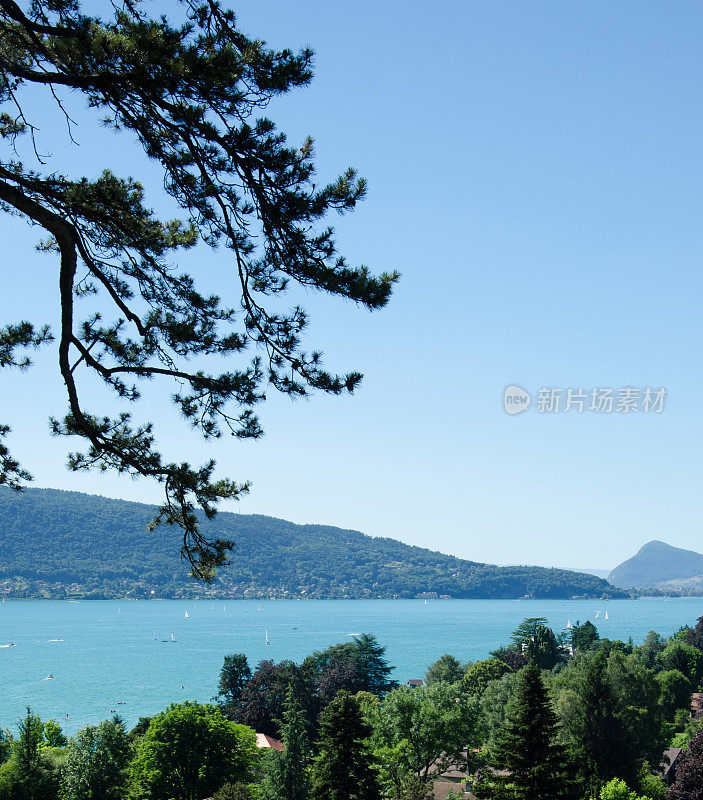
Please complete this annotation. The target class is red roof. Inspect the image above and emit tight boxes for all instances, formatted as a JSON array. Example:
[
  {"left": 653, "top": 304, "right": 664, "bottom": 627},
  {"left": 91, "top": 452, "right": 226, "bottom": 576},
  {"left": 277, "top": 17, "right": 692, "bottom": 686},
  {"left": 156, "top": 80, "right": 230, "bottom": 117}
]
[
  {"left": 256, "top": 733, "right": 284, "bottom": 751},
  {"left": 407, "top": 679, "right": 424, "bottom": 686}
]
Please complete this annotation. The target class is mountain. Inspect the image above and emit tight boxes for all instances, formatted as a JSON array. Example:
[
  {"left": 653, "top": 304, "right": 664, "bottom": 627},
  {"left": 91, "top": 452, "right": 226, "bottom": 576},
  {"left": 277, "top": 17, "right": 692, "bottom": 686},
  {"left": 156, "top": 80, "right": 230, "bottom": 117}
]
[
  {"left": 608, "top": 540, "right": 703, "bottom": 590},
  {"left": 0, "top": 487, "right": 625, "bottom": 600}
]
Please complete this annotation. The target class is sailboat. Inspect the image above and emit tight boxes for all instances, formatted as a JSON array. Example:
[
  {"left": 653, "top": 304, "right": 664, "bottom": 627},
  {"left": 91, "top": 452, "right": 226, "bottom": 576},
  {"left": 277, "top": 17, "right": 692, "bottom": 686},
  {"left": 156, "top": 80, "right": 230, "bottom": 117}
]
[
  {"left": 566, "top": 620, "right": 572, "bottom": 629},
  {"left": 171, "top": 632, "right": 176, "bottom": 643},
  {"left": 595, "top": 611, "right": 601, "bottom": 619},
  {"left": 605, "top": 611, "right": 609, "bottom": 620},
  {"left": 265, "top": 629, "right": 270, "bottom": 646},
  {"left": 153, "top": 631, "right": 156, "bottom": 641},
  {"left": 424, "top": 599, "right": 427, "bottom": 605},
  {"left": 185, "top": 611, "right": 189, "bottom": 619}
]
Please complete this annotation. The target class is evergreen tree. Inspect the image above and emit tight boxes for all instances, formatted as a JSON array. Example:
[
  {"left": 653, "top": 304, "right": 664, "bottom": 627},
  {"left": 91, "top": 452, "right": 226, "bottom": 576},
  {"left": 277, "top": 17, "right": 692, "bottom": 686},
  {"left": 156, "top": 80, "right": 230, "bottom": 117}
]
[
  {"left": 353, "top": 634, "right": 398, "bottom": 696},
  {"left": 0, "top": 0, "right": 398, "bottom": 577},
  {"left": 571, "top": 620, "right": 600, "bottom": 652},
  {"left": 509, "top": 618, "right": 563, "bottom": 670},
  {"left": 569, "top": 653, "right": 625, "bottom": 794},
  {"left": 216, "top": 654, "right": 252, "bottom": 720},
  {"left": 311, "top": 692, "right": 381, "bottom": 800},
  {"left": 3, "top": 708, "right": 60, "bottom": 800},
  {"left": 261, "top": 687, "right": 312, "bottom": 800},
  {"left": 483, "top": 663, "right": 575, "bottom": 800},
  {"left": 239, "top": 660, "right": 317, "bottom": 740}
]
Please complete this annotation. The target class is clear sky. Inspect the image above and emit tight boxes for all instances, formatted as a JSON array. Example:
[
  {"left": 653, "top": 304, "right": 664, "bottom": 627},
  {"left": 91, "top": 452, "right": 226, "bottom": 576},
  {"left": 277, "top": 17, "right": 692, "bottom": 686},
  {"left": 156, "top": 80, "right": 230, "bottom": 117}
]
[{"left": 2, "top": 0, "right": 702, "bottom": 571}]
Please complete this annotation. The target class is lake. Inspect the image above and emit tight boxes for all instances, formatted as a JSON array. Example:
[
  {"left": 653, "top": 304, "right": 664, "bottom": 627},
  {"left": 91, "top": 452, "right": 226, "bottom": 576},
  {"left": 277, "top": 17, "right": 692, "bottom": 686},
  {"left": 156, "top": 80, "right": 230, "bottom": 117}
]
[{"left": 1, "top": 597, "right": 702, "bottom": 735}]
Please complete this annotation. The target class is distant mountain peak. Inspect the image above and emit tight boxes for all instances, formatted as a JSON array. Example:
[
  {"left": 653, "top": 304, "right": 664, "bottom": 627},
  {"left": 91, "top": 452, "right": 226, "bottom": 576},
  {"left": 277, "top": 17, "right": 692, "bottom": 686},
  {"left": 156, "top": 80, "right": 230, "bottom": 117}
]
[{"left": 609, "top": 540, "right": 703, "bottom": 590}]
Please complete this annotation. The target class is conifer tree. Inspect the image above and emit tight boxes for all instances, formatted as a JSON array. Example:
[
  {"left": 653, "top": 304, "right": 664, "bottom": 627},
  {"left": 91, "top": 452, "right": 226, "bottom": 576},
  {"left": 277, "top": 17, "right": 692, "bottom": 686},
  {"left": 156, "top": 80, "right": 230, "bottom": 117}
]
[
  {"left": 569, "top": 652, "right": 624, "bottom": 794},
  {"left": 0, "top": 0, "right": 398, "bottom": 577},
  {"left": 261, "top": 687, "right": 312, "bottom": 800},
  {"left": 571, "top": 620, "right": 600, "bottom": 652},
  {"left": 353, "top": 634, "right": 398, "bottom": 696},
  {"left": 509, "top": 618, "right": 563, "bottom": 670},
  {"left": 215, "top": 654, "right": 252, "bottom": 720},
  {"left": 311, "top": 692, "right": 381, "bottom": 800},
  {"left": 4, "top": 708, "right": 60, "bottom": 800},
  {"left": 484, "top": 662, "right": 575, "bottom": 800}
]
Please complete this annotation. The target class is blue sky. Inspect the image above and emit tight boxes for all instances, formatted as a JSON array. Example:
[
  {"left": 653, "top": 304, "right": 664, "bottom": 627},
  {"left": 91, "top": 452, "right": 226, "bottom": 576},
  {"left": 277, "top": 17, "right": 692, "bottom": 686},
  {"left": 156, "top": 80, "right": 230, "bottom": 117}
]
[{"left": 2, "top": 0, "right": 702, "bottom": 570}]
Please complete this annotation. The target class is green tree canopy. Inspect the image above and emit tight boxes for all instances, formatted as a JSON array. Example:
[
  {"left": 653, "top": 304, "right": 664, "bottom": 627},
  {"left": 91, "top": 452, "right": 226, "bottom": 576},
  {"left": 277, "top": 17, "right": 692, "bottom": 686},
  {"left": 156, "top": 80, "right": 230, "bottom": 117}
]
[
  {"left": 424, "top": 654, "right": 465, "bottom": 686},
  {"left": 636, "top": 632, "right": 666, "bottom": 672},
  {"left": 41, "top": 721, "right": 66, "bottom": 749},
  {"left": 597, "top": 778, "right": 649, "bottom": 800},
  {"left": 130, "top": 701, "right": 258, "bottom": 800},
  {"left": 571, "top": 620, "right": 600, "bottom": 653},
  {"left": 311, "top": 692, "right": 380, "bottom": 800},
  {"left": 661, "top": 641, "right": 703, "bottom": 688},
  {"left": 216, "top": 653, "right": 252, "bottom": 720},
  {"left": 553, "top": 651, "right": 663, "bottom": 794},
  {"left": 260, "top": 686, "right": 312, "bottom": 800},
  {"left": 0, "top": 0, "right": 397, "bottom": 577},
  {"left": 656, "top": 670, "right": 693, "bottom": 722},
  {"left": 510, "top": 618, "right": 564, "bottom": 670},
  {"left": 238, "top": 659, "right": 317, "bottom": 740},
  {"left": 352, "top": 634, "right": 398, "bottom": 696},
  {"left": 61, "top": 717, "right": 130, "bottom": 800},
  {"left": 0, "top": 708, "right": 60, "bottom": 800},
  {"left": 462, "top": 658, "right": 512, "bottom": 696},
  {"left": 480, "top": 663, "right": 575, "bottom": 800},
  {"left": 365, "top": 682, "right": 481, "bottom": 797}
]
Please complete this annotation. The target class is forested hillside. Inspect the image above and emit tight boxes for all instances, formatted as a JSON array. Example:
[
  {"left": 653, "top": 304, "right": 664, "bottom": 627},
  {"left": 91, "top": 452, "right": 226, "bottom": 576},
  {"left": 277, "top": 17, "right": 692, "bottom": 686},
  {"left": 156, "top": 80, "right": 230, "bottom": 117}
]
[{"left": 0, "top": 488, "right": 624, "bottom": 599}]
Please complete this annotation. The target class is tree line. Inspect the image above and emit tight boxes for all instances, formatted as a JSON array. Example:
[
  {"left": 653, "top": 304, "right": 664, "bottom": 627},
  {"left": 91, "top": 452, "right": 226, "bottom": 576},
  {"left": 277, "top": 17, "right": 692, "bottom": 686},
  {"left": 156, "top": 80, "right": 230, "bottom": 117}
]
[{"left": 2, "top": 621, "right": 703, "bottom": 799}]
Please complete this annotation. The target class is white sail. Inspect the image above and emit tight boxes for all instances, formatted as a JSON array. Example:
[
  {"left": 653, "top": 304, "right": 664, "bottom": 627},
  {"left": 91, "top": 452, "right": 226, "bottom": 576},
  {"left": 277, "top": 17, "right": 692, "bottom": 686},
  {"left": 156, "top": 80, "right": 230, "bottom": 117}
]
[
  {"left": 171, "top": 632, "right": 176, "bottom": 642},
  {"left": 566, "top": 620, "right": 572, "bottom": 629},
  {"left": 605, "top": 611, "right": 609, "bottom": 620},
  {"left": 265, "top": 629, "right": 270, "bottom": 646},
  {"left": 185, "top": 611, "right": 189, "bottom": 619}
]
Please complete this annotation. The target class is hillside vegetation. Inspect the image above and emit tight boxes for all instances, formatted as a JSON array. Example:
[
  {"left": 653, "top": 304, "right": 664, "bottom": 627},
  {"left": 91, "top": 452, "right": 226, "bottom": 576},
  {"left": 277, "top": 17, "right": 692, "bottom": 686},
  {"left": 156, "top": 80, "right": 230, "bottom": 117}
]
[{"left": 0, "top": 488, "right": 624, "bottom": 599}]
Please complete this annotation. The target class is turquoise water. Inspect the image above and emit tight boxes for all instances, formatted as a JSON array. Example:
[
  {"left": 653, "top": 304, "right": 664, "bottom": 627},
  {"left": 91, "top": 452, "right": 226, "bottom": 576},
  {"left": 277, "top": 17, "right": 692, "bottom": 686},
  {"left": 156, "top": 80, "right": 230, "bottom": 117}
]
[{"left": 1, "top": 597, "right": 702, "bottom": 735}]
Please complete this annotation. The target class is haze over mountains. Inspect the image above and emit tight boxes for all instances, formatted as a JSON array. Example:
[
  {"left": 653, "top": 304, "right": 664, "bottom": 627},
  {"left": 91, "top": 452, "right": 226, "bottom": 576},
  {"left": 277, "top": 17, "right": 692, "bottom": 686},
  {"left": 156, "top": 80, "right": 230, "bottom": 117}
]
[
  {"left": 608, "top": 540, "right": 703, "bottom": 590},
  {"left": 0, "top": 487, "right": 623, "bottom": 600}
]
